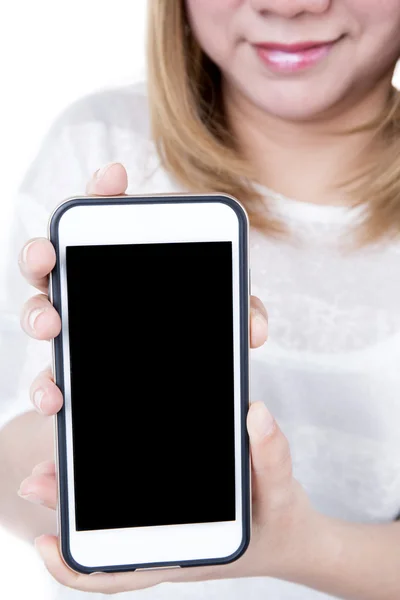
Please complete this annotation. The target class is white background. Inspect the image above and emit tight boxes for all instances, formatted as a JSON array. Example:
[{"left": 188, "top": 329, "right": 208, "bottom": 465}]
[
  {"left": 1, "top": 1, "right": 400, "bottom": 598},
  {"left": 0, "top": 0, "right": 147, "bottom": 274},
  {"left": 1, "top": 1, "right": 147, "bottom": 598}
]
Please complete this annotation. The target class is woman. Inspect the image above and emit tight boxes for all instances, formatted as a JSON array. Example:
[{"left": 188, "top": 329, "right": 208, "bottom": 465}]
[{"left": 2, "top": 0, "right": 400, "bottom": 598}]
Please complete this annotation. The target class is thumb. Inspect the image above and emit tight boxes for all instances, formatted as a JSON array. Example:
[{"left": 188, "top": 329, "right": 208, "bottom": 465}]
[{"left": 247, "top": 402, "right": 294, "bottom": 515}]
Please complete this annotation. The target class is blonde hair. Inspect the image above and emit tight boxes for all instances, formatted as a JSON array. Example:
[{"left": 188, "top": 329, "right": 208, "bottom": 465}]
[{"left": 147, "top": 0, "right": 400, "bottom": 245}]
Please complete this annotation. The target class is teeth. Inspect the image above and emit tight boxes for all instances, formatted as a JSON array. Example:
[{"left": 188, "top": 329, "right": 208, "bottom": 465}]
[{"left": 268, "top": 50, "right": 302, "bottom": 64}]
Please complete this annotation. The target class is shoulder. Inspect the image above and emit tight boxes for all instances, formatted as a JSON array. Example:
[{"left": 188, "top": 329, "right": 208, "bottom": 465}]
[
  {"left": 53, "top": 81, "right": 178, "bottom": 194},
  {"left": 21, "top": 80, "right": 153, "bottom": 178},
  {"left": 13, "top": 81, "right": 183, "bottom": 255},
  {"left": 19, "top": 81, "right": 180, "bottom": 202},
  {"left": 55, "top": 80, "right": 151, "bottom": 140}
]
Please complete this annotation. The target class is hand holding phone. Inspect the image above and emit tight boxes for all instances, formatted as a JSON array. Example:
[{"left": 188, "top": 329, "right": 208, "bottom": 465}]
[
  {"left": 18, "top": 165, "right": 319, "bottom": 595},
  {"left": 48, "top": 184, "right": 251, "bottom": 572}
]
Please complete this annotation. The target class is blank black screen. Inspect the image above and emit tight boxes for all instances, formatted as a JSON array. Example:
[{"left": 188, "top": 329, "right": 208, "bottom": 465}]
[{"left": 66, "top": 242, "right": 236, "bottom": 531}]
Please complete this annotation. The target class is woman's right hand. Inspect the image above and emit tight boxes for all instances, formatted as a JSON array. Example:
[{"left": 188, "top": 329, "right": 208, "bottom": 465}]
[
  {"left": 17, "top": 161, "right": 269, "bottom": 509},
  {"left": 19, "top": 162, "right": 128, "bottom": 336},
  {"left": 16, "top": 163, "right": 130, "bottom": 508},
  {"left": 16, "top": 164, "right": 124, "bottom": 420},
  {"left": 18, "top": 163, "right": 130, "bottom": 426}
]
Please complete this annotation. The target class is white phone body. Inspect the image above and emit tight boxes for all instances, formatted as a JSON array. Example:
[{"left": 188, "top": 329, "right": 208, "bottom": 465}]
[{"left": 48, "top": 194, "right": 251, "bottom": 574}]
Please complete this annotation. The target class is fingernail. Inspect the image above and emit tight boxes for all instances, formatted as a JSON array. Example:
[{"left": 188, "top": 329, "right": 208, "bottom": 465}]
[
  {"left": 28, "top": 307, "right": 46, "bottom": 332},
  {"left": 248, "top": 402, "right": 275, "bottom": 443},
  {"left": 20, "top": 240, "right": 36, "bottom": 265},
  {"left": 32, "top": 388, "right": 45, "bottom": 413},
  {"left": 95, "top": 162, "right": 117, "bottom": 180},
  {"left": 17, "top": 490, "right": 44, "bottom": 505}
]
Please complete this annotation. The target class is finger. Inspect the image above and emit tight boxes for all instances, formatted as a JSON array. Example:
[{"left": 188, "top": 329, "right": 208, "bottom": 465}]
[
  {"left": 250, "top": 295, "right": 268, "bottom": 348},
  {"left": 34, "top": 535, "right": 178, "bottom": 593},
  {"left": 34, "top": 535, "right": 222, "bottom": 594},
  {"left": 30, "top": 367, "right": 63, "bottom": 415},
  {"left": 86, "top": 162, "right": 128, "bottom": 196},
  {"left": 18, "top": 164, "right": 128, "bottom": 294},
  {"left": 247, "top": 402, "right": 293, "bottom": 514},
  {"left": 18, "top": 238, "right": 56, "bottom": 294},
  {"left": 20, "top": 294, "right": 61, "bottom": 340},
  {"left": 18, "top": 472, "right": 57, "bottom": 510}
]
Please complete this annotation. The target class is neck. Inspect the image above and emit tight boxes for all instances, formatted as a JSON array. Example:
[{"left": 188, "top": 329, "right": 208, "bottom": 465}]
[{"left": 223, "top": 76, "right": 393, "bottom": 206}]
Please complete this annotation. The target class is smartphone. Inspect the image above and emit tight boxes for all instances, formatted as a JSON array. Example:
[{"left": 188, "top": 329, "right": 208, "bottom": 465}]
[{"left": 48, "top": 193, "right": 251, "bottom": 574}]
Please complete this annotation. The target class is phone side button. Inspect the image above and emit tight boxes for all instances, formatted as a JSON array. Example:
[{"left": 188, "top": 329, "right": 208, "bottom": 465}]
[{"left": 249, "top": 268, "right": 251, "bottom": 295}]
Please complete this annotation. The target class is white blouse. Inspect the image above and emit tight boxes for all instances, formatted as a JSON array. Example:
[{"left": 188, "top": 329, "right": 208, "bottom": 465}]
[{"left": 2, "top": 81, "right": 400, "bottom": 600}]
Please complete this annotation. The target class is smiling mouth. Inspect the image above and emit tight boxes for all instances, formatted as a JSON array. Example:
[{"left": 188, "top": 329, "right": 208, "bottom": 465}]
[{"left": 253, "top": 36, "right": 344, "bottom": 73}]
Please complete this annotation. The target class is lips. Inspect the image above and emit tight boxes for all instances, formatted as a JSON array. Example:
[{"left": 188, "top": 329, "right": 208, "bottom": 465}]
[
  {"left": 253, "top": 38, "right": 340, "bottom": 73},
  {"left": 256, "top": 40, "right": 335, "bottom": 52}
]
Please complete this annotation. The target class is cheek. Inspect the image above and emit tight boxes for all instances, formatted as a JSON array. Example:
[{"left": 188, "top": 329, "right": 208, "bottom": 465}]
[
  {"left": 186, "top": 0, "right": 241, "bottom": 23},
  {"left": 353, "top": 0, "right": 400, "bottom": 61},
  {"left": 348, "top": 0, "right": 400, "bottom": 16},
  {"left": 348, "top": 0, "right": 400, "bottom": 33},
  {"left": 337, "top": 0, "right": 400, "bottom": 77},
  {"left": 186, "top": 0, "right": 242, "bottom": 14},
  {"left": 185, "top": 0, "right": 243, "bottom": 62}
]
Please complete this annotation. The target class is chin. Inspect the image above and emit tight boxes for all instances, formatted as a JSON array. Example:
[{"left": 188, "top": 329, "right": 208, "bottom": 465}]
[
  {"left": 256, "top": 100, "right": 336, "bottom": 122},
  {"left": 248, "top": 81, "right": 348, "bottom": 122}
]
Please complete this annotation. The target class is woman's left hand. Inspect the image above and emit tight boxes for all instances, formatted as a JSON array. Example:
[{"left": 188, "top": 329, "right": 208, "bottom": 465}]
[{"left": 18, "top": 400, "right": 321, "bottom": 593}]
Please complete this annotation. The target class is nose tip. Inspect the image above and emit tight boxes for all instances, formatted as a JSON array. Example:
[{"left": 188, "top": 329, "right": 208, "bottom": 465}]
[{"left": 249, "top": 0, "right": 331, "bottom": 18}]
